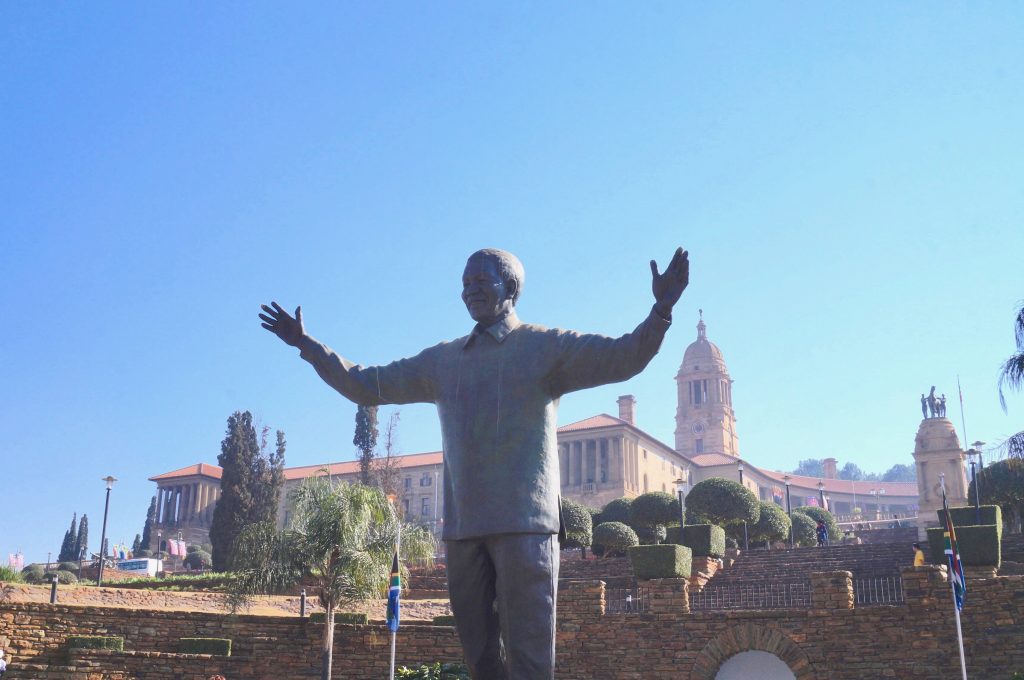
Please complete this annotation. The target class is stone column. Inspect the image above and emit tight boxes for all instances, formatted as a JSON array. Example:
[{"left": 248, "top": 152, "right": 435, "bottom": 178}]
[
  {"left": 902, "top": 564, "right": 949, "bottom": 609},
  {"left": 810, "top": 571, "right": 853, "bottom": 610},
  {"left": 646, "top": 578, "right": 690, "bottom": 617},
  {"left": 156, "top": 489, "right": 165, "bottom": 526}
]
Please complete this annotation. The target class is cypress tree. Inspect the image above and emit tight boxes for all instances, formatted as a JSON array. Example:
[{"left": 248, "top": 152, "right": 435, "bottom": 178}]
[
  {"left": 210, "top": 411, "right": 286, "bottom": 571},
  {"left": 354, "top": 405, "right": 379, "bottom": 485},
  {"left": 132, "top": 534, "right": 142, "bottom": 553},
  {"left": 58, "top": 513, "right": 78, "bottom": 562},
  {"left": 75, "top": 514, "right": 89, "bottom": 560},
  {"left": 140, "top": 496, "right": 157, "bottom": 552}
]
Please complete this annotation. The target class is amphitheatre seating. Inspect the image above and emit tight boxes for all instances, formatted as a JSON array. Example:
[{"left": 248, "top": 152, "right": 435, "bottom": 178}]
[{"left": 1002, "top": 533, "right": 1024, "bottom": 564}]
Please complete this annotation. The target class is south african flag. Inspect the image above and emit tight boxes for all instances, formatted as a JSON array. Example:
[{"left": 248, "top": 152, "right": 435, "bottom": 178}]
[{"left": 386, "top": 548, "right": 401, "bottom": 633}]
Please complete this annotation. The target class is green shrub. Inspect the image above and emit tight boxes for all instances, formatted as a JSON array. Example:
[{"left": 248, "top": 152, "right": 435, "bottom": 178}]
[
  {"left": 67, "top": 635, "right": 124, "bottom": 651},
  {"left": 21, "top": 564, "right": 45, "bottom": 583},
  {"left": 183, "top": 550, "right": 212, "bottom": 570},
  {"left": 665, "top": 524, "right": 725, "bottom": 558},
  {"left": 179, "top": 637, "right": 232, "bottom": 656},
  {"left": 309, "top": 611, "right": 369, "bottom": 625},
  {"left": 792, "top": 506, "right": 841, "bottom": 541},
  {"left": 46, "top": 570, "right": 78, "bottom": 585},
  {"left": 634, "top": 525, "right": 667, "bottom": 545},
  {"left": 751, "top": 502, "right": 791, "bottom": 546},
  {"left": 58, "top": 561, "right": 80, "bottom": 573},
  {"left": 628, "top": 544, "right": 692, "bottom": 580},
  {"left": 600, "top": 498, "right": 633, "bottom": 524},
  {"left": 560, "top": 497, "right": 593, "bottom": 550},
  {"left": 592, "top": 522, "right": 639, "bottom": 557},
  {"left": 791, "top": 513, "right": 817, "bottom": 547},
  {"left": 938, "top": 505, "right": 1001, "bottom": 528},
  {"left": 685, "top": 478, "right": 760, "bottom": 527},
  {"left": 926, "top": 525, "right": 1001, "bottom": 567},
  {"left": 396, "top": 662, "right": 471, "bottom": 679},
  {"left": 628, "top": 491, "right": 681, "bottom": 542},
  {"left": 432, "top": 615, "right": 457, "bottom": 626},
  {"left": 0, "top": 565, "right": 24, "bottom": 582}
]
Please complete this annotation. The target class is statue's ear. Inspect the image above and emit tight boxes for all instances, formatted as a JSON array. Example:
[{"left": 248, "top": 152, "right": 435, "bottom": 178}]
[{"left": 505, "top": 279, "right": 518, "bottom": 303}]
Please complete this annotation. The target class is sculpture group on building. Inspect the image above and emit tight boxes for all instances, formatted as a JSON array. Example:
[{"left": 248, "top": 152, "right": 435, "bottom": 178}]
[{"left": 920, "top": 386, "right": 947, "bottom": 419}]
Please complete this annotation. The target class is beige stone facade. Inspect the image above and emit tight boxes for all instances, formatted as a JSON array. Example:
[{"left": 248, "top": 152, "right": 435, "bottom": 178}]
[{"left": 912, "top": 416, "right": 969, "bottom": 539}]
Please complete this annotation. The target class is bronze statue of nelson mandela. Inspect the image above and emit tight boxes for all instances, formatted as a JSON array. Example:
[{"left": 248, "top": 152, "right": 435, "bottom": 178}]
[{"left": 260, "top": 246, "right": 689, "bottom": 680}]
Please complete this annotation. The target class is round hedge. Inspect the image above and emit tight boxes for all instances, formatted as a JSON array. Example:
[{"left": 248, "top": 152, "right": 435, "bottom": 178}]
[
  {"left": 48, "top": 570, "right": 79, "bottom": 584},
  {"left": 750, "top": 501, "right": 791, "bottom": 546},
  {"left": 600, "top": 498, "right": 633, "bottom": 524},
  {"left": 184, "top": 550, "right": 213, "bottom": 570},
  {"left": 21, "top": 564, "right": 46, "bottom": 583},
  {"left": 592, "top": 522, "right": 639, "bottom": 557},
  {"left": 685, "top": 478, "right": 760, "bottom": 527},
  {"left": 793, "top": 506, "right": 841, "bottom": 541},
  {"left": 58, "top": 561, "right": 80, "bottom": 573},
  {"left": 791, "top": 512, "right": 817, "bottom": 547},
  {"left": 560, "top": 497, "right": 593, "bottom": 549},
  {"left": 629, "top": 492, "right": 681, "bottom": 530}
]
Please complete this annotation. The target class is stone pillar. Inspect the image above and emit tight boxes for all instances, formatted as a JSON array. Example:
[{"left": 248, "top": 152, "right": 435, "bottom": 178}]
[
  {"left": 156, "top": 489, "right": 164, "bottom": 526},
  {"left": 586, "top": 440, "right": 596, "bottom": 483},
  {"left": 810, "top": 571, "right": 854, "bottom": 610},
  {"left": 902, "top": 564, "right": 949, "bottom": 609},
  {"left": 182, "top": 485, "right": 191, "bottom": 523},
  {"left": 558, "top": 579, "right": 606, "bottom": 621},
  {"left": 646, "top": 578, "right": 690, "bottom": 617},
  {"left": 913, "top": 418, "right": 969, "bottom": 540}
]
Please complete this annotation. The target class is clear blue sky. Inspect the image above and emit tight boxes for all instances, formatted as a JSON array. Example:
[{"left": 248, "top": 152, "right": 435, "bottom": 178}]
[{"left": 2, "top": 4, "right": 1022, "bottom": 564}]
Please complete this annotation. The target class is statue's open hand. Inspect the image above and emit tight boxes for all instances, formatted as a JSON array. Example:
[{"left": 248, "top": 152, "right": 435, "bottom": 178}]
[
  {"left": 650, "top": 247, "right": 689, "bottom": 319},
  {"left": 259, "top": 301, "right": 305, "bottom": 347}
]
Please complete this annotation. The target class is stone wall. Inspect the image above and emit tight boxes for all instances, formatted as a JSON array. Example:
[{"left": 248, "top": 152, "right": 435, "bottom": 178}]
[{"left": 3, "top": 566, "right": 1024, "bottom": 679}]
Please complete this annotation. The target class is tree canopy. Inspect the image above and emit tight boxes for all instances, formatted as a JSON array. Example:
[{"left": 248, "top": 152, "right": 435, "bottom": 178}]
[
  {"left": 791, "top": 512, "right": 817, "bottom": 547},
  {"left": 592, "top": 522, "right": 639, "bottom": 557},
  {"left": 140, "top": 496, "right": 156, "bottom": 554},
  {"left": 58, "top": 513, "right": 78, "bottom": 562},
  {"left": 227, "top": 477, "right": 435, "bottom": 680},
  {"left": 793, "top": 459, "right": 825, "bottom": 477},
  {"left": 354, "top": 404, "right": 379, "bottom": 485},
  {"left": 209, "top": 411, "right": 286, "bottom": 571},
  {"left": 793, "top": 506, "right": 841, "bottom": 541},
  {"left": 971, "top": 458, "right": 1024, "bottom": 533},
  {"left": 998, "top": 303, "right": 1024, "bottom": 458},
  {"left": 560, "top": 497, "right": 593, "bottom": 551},
  {"left": 600, "top": 497, "right": 633, "bottom": 524},
  {"left": 685, "top": 478, "right": 760, "bottom": 527},
  {"left": 750, "top": 501, "right": 791, "bottom": 547}
]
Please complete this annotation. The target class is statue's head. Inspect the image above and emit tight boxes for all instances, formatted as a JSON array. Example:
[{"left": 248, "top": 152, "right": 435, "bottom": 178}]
[{"left": 462, "top": 249, "right": 525, "bottom": 325}]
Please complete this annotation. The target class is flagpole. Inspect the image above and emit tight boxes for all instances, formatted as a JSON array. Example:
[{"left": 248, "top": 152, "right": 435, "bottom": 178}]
[
  {"left": 388, "top": 500, "right": 401, "bottom": 680},
  {"left": 957, "top": 375, "right": 969, "bottom": 453},
  {"left": 940, "top": 473, "right": 968, "bottom": 680}
]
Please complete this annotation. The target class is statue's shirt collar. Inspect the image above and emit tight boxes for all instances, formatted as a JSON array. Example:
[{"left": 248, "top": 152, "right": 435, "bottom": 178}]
[{"left": 463, "top": 311, "right": 521, "bottom": 349}]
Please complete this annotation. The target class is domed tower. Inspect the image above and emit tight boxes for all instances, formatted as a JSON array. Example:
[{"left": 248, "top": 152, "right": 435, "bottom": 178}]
[{"left": 674, "top": 310, "right": 739, "bottom": 457}]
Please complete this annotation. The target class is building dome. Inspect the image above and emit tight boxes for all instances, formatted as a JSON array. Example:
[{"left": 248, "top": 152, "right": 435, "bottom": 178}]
[{"left": 681, "top": 313, "right": 726, "bottom": 369}]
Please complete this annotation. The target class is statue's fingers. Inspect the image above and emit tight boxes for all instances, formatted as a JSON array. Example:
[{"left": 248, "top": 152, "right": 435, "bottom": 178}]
[
  {"left": 295, "top": 306, "right": 303, "bottom": 323},
  {"left": 270, "top": 301, "right": 286, "bottom": 316},
  {"left": 258, "top": 313, "right": 276, "bottom": 325},
  {"left": 650, "top": 260, "right": 660, "bottom": 278},
  {"left": 260, "top": 304, "right": 278, "bottom": 316},
  {"left": 261, "top": 323, "right": 276, "bottom": 332}
]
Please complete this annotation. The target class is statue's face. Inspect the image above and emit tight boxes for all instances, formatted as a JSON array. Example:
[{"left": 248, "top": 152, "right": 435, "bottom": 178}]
[{"left": 462, "top": 254, "right": 511, "bottom": 325}]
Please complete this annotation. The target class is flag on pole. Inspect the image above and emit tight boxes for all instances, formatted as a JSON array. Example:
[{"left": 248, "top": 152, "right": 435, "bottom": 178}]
[
  {"left": 941, "top": 486, "right": 967, "bottom": 610},
  {"left": 386, "top": 548, "right": 401, "bottom": 633}
]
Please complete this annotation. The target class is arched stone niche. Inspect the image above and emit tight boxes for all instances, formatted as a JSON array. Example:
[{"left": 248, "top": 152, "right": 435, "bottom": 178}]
[{"left": 691, "top": 623, "right": 815, "bottom": 680}]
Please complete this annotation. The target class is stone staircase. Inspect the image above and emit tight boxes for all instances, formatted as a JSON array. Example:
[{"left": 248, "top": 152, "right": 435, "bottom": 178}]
[{"left": 706, "top": 542, "right": 912, "bottom": 588}]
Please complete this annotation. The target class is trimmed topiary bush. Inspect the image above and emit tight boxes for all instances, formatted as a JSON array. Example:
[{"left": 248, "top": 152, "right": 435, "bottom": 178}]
[
  {"left": 685, "top": 478, "right": 760, "bottom": 528},
  {"left": 793, "top": 506, "right": 841, "bottom": 542},
  {"left": 926, "top": 525, "right": 1001, "bottom": 567},
  {"left": 309, "top": 611, "right": 370, "bottom": 625},
  {"left": 939, "top": 505, "right": 1001, "bottom": 528},
  {"left": 628, "top": 544, "right": 692, "bottom": 580},
  {"left": 67, "top": 635, "right": 124, "bottom": 651},
  {"left": 46, "top": 570, "right": 78, "bottom": 585},
  {"left": 179, "top": 637, "right": 232, "bottom": 656},
  {"left": 600, "top": 498, "right": 633, "bottom": 524},
  {"left": 184, "top": 549, "right": 212, "bottom": 570},
  {"left": 676, "top": 524, "right": 726, "bottom": 558},
  {"left": 560, "top": 497, "right": 593, "bottom": 552},
  {"left": 21, "top": 564, "right": 45, "bottom": 583},
  {"left": 592, "top": 522, "right": 639, "bottom": 557},
  {"left": 750, "top": 502, "right": 791, "bottom": 547},
  {"left": 633, "top": 525, "right": 667, "bottom": 545},
  {"left": 790, "top": 513, "right": 817, "bottom": 547},
  {"left": 629, "top": 492, "right": 681, "bottom": 544}
]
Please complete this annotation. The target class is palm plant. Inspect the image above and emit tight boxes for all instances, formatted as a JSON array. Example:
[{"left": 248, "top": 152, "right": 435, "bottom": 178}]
[
  {"left": 226, "top": 476, "right": 436, "bottom": 680},
  {"left": 998, "top": 303, "right": 1024, "bottom": 458}
]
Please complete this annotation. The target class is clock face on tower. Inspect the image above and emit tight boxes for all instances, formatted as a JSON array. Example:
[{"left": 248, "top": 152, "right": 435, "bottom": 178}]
[{"left": 691, "top": 421, "right": 706, "bottom": 435}]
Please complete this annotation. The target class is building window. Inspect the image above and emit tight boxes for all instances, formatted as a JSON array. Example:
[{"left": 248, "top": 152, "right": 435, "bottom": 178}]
[
  {"left": 695, "top": 438, "right": 704, "bottom": 454},
  {"left": 402, "top": 499, "right": 410, "bottom": 515},
  {"left": 404, "top": 477, "right": 412, "bottom": 490},
  {"left": 421, "top": 498, "right": 430, "bottom": 516},
  {"left": 691, "top": 380, "right": 708, "bottom": 406},
  {"left": 420, "top": 474, "right": 432, "bottom": 487},
  {"left": 643, "top": 474, "right": 648, "bottom": 493}
]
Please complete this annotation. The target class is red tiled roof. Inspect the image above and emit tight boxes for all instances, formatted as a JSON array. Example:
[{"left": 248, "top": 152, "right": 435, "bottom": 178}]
[
  {"left": 757, "top": 469, "right": 917, "bottom": 497},
  {"left": 282, "top": 451, "right": 443, "bottom": 480},
  {"left": 558, "top": 414, "right": 625, "bottom": 432},
  {"left": 149, "top": 463, "right": 223, "bottom": 482},
  {"left": 688, "top": 453, "right": 738, "bottom": 466}
]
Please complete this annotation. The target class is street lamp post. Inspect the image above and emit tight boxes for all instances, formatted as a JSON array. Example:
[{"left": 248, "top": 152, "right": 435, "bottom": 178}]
[
  {"left": 157, "top": 530, "right": 163, "bottom": 574},
  {"left": 783, "top": 475, "right": 793, "bottom": 548},
  {"left": 737, "top": 462, "right": 749, "bottom": 551},
  {"left": 968, "top": 449, "right": 981, "bottom": 525},
  {"left": 96, "top": 476, "right": 117, "bottom": 587},
  {"left": 674, "top": 469, "right": 690, "bottom": 532},
  {"left": 817, "top": 481, "right": 826, "bottom": 510}
]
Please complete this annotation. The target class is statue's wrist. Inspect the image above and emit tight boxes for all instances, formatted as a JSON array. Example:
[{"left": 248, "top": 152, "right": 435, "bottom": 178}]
[{"left": 653, "top": 302, "right": 672, "bottom": 321}]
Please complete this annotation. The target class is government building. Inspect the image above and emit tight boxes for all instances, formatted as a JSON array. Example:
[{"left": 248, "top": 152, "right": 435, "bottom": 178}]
[{"left": 150, "top": 313, "right": 954, "bottom": 551}]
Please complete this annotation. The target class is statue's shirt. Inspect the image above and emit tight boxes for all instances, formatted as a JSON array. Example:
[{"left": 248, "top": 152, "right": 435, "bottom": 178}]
[{"left": 298, "top": 308, "right": 670, "bottom": 540}]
